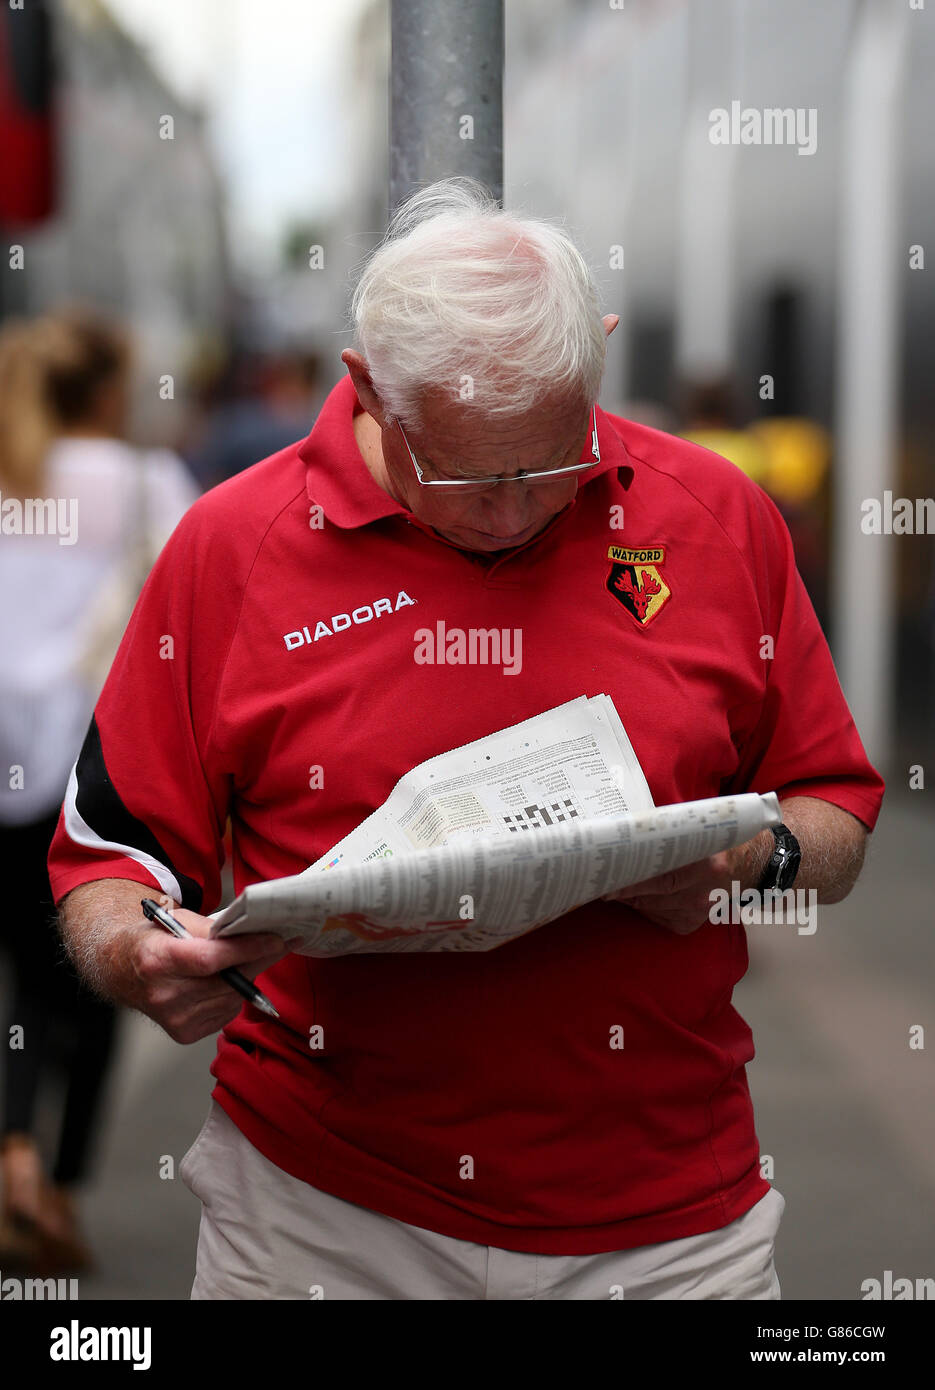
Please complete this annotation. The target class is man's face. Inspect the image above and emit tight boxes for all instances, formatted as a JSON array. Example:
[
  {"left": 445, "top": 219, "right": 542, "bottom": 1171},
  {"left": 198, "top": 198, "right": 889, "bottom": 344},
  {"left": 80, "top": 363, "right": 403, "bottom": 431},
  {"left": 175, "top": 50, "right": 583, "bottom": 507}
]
[{"left": 380, "top": 387, "right": 593, "bottom": 554}]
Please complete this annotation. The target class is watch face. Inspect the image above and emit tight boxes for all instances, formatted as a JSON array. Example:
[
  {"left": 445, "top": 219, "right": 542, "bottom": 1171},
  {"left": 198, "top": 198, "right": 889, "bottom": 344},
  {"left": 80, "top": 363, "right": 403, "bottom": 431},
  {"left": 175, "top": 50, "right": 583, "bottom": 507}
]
[
  {"left": 761, "top": 826, "right": 801, "bottom": 892},
  {"left": 775, "top": 845, "right": 801, "bottom": 890}
]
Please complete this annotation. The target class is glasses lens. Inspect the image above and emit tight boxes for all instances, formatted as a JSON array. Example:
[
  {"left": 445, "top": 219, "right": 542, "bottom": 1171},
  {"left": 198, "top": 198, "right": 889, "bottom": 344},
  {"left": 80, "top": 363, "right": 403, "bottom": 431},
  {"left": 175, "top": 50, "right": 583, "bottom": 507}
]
[
  {"left": 419, "top": 410, "right": 597, "bottom": 489},
  {"left": 430, "top": 478, "right": 499, "bottom": 495},
  {"left": 523, "top": 466, "right": 579, "bottom": 486}
]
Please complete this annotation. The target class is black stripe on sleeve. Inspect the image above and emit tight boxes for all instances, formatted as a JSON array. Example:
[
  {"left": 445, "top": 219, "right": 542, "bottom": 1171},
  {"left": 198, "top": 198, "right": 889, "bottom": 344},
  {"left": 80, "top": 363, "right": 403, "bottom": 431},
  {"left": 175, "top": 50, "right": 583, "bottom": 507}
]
[{"left": 74, "top": 716, "right": 205, "bottom": 912}]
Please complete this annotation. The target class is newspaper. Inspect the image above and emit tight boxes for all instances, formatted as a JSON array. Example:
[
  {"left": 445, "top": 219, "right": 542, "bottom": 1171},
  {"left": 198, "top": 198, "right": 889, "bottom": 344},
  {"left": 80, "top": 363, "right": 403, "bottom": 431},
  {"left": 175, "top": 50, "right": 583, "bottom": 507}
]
[
  {"left": 209, "top": 695, "right": 782, "bottom": 956},
  {"left": 304, "top": 694, "right": 653, "bottom": 869}
]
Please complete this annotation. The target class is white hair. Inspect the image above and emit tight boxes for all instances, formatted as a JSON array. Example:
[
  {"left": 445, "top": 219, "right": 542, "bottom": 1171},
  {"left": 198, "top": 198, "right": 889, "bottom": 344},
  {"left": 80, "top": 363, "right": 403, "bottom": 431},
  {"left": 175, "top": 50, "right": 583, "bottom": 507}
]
[{"left": 348, "top": 177, "right": 607, "bottom": 429}]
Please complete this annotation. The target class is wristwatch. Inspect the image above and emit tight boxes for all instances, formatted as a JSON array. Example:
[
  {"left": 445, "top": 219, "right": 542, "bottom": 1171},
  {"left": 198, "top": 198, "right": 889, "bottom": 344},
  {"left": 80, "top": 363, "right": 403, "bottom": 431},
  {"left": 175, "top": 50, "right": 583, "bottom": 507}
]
[{"left": 756, "top": 824, "right": 801, "bottom": 892}]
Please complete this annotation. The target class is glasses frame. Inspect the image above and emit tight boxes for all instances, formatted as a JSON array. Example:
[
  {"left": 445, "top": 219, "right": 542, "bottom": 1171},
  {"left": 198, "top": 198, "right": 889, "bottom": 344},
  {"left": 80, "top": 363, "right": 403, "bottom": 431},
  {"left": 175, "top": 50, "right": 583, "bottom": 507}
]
[{"left": 396, "top": 405, "right": 600, "bottom": 493}]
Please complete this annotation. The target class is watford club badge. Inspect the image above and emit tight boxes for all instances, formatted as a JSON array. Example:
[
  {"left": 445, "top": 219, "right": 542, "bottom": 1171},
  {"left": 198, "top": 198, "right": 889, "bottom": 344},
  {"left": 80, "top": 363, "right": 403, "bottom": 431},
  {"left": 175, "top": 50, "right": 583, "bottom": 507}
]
[{"left": 606, "top": 545, "right": 671, "bottom": 626}]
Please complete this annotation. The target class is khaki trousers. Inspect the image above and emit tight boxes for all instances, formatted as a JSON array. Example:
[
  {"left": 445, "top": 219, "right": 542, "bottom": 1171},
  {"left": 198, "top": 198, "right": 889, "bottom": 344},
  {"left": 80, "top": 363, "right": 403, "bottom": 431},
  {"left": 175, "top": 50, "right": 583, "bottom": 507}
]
[{"left": 180, "top": 1099, "right": 785, "bottom": 1300}]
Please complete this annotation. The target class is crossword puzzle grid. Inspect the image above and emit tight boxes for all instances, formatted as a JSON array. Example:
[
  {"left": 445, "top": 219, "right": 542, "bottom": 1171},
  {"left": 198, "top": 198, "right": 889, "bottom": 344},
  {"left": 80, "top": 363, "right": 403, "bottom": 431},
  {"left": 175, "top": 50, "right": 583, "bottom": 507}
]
[{"left": 502, "top": 799, "right": 580, "bottom": 831}]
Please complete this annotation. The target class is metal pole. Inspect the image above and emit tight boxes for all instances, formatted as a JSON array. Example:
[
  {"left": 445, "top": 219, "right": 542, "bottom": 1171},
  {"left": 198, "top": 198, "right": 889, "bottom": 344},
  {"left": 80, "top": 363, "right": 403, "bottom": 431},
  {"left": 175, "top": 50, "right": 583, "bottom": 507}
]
[
  {"left": 390, "top": 0, "right": 503, "bottom": 218},
  {"left": 832, "top": 0, "right": 909, "bottom": 775},
  {"left": 674, "top": 0, "right": 739, "bottom": 383}
]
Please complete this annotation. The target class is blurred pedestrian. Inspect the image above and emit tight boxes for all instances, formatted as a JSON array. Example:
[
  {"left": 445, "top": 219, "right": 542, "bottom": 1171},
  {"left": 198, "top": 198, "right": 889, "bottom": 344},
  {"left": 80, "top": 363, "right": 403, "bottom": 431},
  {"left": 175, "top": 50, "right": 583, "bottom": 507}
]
[
  {"left": 0, "top": 306, "right": 199, "bottom": 1272},
  {"left": 184, "top": 347, "right": 322, "bottom": 489}
]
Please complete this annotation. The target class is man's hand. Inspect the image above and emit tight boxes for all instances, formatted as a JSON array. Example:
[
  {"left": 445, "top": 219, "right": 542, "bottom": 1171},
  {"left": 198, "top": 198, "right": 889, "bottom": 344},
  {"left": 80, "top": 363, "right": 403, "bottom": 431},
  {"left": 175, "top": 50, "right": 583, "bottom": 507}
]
[
  {"left": 59, "top": 878, "right": 301, "bottom": 1044},
  {"left": 602, "top": 851, "right": 732, "bottom": 935},
  {"left": 131, "top": 900, "right": 298, "bottom": 1043},
  {"left": 600, "top": 797, "right": 871, "bottom": 935},
  {"left": 602, "top": 832, "right": 773, "bottom": 936}
]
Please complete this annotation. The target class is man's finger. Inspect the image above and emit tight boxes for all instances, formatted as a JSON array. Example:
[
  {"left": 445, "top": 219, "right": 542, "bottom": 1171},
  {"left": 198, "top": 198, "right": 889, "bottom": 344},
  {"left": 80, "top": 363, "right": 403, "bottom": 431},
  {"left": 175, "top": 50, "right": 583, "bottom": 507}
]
[
  {"left": 611, "top": 858, "right": 717, "bottom": 898},
  {"left": 236, "top": 950, "right": 292, "bottom": 982},
  {"left": 612, "top": 871, "right": 682, "bottom": 898},
  {"left": 156, "top": 931, "right": 290, "bottom": 979}
]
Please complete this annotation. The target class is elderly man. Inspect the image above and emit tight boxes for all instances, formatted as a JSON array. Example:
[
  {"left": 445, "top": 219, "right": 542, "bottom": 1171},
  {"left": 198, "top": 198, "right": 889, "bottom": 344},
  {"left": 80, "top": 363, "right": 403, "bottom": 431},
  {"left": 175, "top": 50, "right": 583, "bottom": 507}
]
[{"left": 49, "top": 178, "right": 883, "bottom": 1301}]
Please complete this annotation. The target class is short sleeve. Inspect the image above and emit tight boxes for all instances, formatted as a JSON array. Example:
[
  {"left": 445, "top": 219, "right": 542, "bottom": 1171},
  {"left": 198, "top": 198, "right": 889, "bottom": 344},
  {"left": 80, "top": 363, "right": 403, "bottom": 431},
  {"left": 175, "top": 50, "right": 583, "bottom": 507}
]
[
  {"left": 47, "top": 500, "right": 234, "bottom": 912},
  {"left": 726, "top": 486, "right": 885, "bottom": 832}
]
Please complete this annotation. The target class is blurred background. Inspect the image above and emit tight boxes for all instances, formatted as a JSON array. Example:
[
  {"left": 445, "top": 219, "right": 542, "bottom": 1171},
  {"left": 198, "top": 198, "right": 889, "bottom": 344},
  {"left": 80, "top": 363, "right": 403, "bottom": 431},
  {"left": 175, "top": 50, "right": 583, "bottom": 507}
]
[{"left": 0, "top": 0, "right": 932, "bottom": 1300}]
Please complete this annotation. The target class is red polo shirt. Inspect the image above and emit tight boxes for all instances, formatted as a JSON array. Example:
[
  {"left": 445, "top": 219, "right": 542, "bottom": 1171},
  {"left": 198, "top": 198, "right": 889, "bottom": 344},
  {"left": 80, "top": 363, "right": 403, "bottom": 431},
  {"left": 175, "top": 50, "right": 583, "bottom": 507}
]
[{"left": 48, "top": 374, "right": 884, "bottom": 1255}]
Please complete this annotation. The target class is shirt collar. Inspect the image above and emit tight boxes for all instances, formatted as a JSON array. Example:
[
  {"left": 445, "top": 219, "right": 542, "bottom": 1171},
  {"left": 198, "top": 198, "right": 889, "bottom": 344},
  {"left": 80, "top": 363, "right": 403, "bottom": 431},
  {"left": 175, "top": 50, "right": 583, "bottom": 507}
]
[
  {"left": 298, "top": 373, "right": 633, "bottom": 531},
  {"left": 299, "top": 375, "right": 406, "bottom": 529}
]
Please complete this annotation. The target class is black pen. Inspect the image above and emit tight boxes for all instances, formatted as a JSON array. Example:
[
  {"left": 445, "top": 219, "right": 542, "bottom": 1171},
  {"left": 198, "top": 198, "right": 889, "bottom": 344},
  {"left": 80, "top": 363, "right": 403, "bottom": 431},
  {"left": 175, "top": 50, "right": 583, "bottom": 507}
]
[{"left": 140, "top": 897, "right": 280, "bottom": 1019}]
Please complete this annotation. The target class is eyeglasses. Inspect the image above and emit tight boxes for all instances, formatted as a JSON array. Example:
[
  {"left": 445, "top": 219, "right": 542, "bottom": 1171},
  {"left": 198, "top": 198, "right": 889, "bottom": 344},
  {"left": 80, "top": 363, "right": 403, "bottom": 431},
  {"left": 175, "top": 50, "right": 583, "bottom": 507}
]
[{"left": 396, "top": 405, "right": 600, "bottom": 494}]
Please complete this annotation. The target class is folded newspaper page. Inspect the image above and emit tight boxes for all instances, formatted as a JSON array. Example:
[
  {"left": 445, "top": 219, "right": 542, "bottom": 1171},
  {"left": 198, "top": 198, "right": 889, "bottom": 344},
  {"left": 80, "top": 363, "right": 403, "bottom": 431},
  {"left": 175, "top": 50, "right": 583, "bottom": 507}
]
[
  {"left": 305, "top": 694, "right": 654, "bottom": 870},
  {"left": 210, "top": 696, "right": 782, "bottom": 956}
]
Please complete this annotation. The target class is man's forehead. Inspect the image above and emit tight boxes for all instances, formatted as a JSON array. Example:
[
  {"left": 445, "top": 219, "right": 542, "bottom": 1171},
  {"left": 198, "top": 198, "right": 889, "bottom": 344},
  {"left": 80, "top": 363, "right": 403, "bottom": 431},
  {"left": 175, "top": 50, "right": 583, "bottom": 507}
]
[{"left": 409, "top": 387, "right": 590, "bottom": 454}]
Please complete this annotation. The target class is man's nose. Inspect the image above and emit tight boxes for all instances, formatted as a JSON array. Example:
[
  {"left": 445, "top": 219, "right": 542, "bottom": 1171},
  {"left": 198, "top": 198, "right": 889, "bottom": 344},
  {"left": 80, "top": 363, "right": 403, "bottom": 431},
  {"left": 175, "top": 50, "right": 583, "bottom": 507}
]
[{"left": 479, "top": 484, "right": 536, "bottom": 531}]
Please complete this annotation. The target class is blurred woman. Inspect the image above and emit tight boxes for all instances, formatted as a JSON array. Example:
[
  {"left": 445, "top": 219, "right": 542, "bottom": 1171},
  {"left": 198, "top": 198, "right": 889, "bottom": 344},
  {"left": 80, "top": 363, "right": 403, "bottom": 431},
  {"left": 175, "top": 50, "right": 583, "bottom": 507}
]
[{"left": 0, "top": 306, "right": 199, "bottom": 1272}]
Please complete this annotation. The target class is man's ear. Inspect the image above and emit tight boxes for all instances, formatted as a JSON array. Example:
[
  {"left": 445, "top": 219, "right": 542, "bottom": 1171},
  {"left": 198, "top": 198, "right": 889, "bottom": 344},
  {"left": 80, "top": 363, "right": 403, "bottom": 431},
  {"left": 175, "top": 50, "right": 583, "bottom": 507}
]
[
  {"left": 602, "top": 314, "right": 620, "bottom": 338},
  {"left": 341, "top": 349, "right": 391, "bottom": 426}
]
